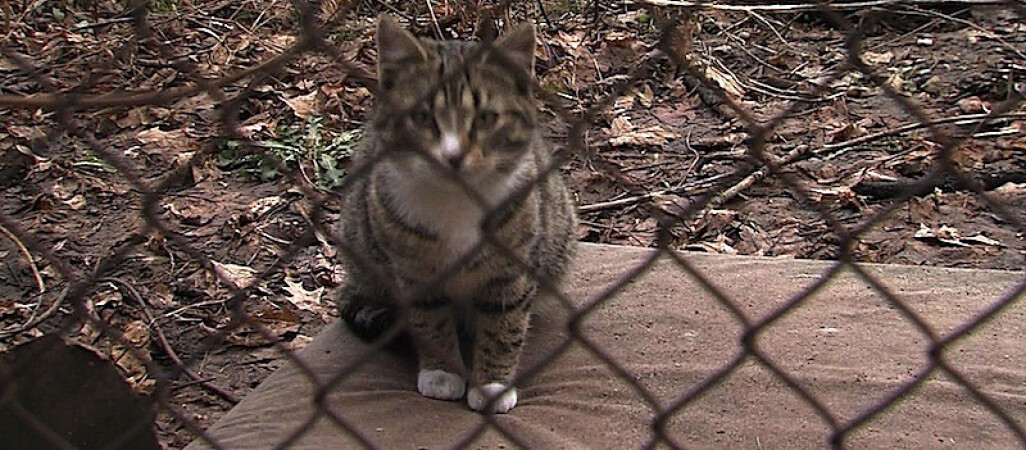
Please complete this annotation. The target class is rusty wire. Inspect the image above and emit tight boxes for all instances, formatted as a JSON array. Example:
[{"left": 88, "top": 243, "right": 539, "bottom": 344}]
[{"left": 1, "top": 0, "right": 1024, "bottom": 449}]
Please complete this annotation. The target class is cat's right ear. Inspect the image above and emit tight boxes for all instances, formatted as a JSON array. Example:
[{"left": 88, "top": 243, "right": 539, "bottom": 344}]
[{"left": 377, "top": 15, "right": 427, "bottom": 88}]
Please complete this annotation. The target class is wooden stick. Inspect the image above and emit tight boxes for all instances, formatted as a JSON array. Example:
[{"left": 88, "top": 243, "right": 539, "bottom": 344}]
[
  {"left": 643, "top": 0, "right": 1010, "bottom": 12},
  {"left": 819, "top": 112, "right": 1026, "bottom": 160},
  {"left": 577, "top": 172, "right": 733, "bottom": 213},
  {"left": 0, "top": 222, "right": 44, "bottom": 293},
  {"left": 693, "top": 145, "right": 811, "bottom": 219},
  {"left": 104, "top": 276, "right": 241, "bottom": 405}
]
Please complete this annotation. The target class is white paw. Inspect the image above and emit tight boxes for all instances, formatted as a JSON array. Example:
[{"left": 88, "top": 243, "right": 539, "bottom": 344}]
[
  {"left": 417, "top": 370, "right": 466, "bottom": 400},
  {"left": 467, "top": 383, "right": 517, "bottom": 413}
]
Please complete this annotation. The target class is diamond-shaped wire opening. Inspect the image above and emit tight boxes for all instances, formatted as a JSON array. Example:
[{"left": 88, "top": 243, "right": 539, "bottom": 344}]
[{"left": 1, "top": 1, "right": 1024, "bottom": 449}]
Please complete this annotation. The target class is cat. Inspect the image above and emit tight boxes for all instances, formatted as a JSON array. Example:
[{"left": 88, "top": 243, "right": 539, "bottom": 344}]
[{"left": 336, "top": 16, "right": 577, "bottom": 414}]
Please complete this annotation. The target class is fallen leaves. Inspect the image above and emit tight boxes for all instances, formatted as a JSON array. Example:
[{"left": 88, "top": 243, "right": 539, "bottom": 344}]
[
  {"left": 284, "top": 278, "right": 328, "bottom": 321},
  {"left": 110, "top": 320, "right": 155, "bottom": 393},
  {"left": 241, "top": 195, "right": 290, "bottom": 224},
  {"left": 914, "top": 224, "right": 1005, "bottom": 248},
  {"left": 652, "top": 193, "right": 693, "bottom": 220},
  {"left": 223, "top": 306, "right": 302, "bottom": 347},
  {"left": 202, "top": 258, "right": 334, "bottom": 348},
  {"left": 135, "top": 127, "right": 197, "bottom": 155},
  {"left": 281, "top": 90, "right": 322, "bottom": 119},
  {"left": 807, "top": 186, "right": 863, "bottom": 210},
  {"left": 701, "top": 64, "right": 745, "bottom": 99},
  {"left": 607, "top": 116, "right": 676, "bottom": 147},
  {"left": 211, "top": 260, "right": 259, "bottom": 290}
]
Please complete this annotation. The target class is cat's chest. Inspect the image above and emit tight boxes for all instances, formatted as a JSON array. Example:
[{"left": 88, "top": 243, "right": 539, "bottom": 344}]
[
  {"left": 394, "top": 187, "right": 493, "bottom": 301},
  {"left": 388, "top": 176, "right": 488, "bottom": 258},
  {"left": 411, "top": 192, "right": 483, "bottom": 257}
]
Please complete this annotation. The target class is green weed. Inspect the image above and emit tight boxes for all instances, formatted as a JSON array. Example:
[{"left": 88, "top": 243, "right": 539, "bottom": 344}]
[{"left": 218, "top": 117, "right": 360, "bottom": 189}]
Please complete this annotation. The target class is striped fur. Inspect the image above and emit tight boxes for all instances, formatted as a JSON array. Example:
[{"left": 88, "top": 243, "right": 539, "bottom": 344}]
[{"left": 337, "top": 17, "right": 576, "bottom": 413}]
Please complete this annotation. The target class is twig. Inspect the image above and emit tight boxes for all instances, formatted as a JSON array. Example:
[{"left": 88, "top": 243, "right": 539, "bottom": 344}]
[
  {"left": 700, "top": 166, "right": 770, "bottom": 212},
  {"left": 580, "top": 144, "right": 811, "bottom": 215},
  {"left": 695, "top": 145, "right": 811, "bottom": 217},
  {"left": 0, "top": 286, "right": 69, "bottom": 339},
  {"left": 747, "top": 11, "right": 790, "bottom": 47},
  {"left": 71, "top": 16, "right": 136, "bottom": 30},
  {"left": 683, "top": 130, "right": 701, "bottom": 180},
  {"left": 820, "top": 112, "right": 1026, "bottom": 160},
  {"left": 102, "top": 277, "right": 241, "bottom": 405},
  {"left": 643, "top": 0, "right": 1009, "bottom": 12},
  {"left": 0, "top": 33, "right": 352, "bottom": 109},
  {"left": 162, "top": 298, "right": 231, "bottom": 318},
  {"left": 371, "top": 0, "right": 413, "bottom": 20},
  {"left": 577, "top": 172, "right": 734, "bottom": 213},
  {"left": 897, "top": 5, "right": 1026, "bottom": 62},
  {"left": 0, "top": 222, "right": 44, "bottom": 293},
  {"left": 535, "top": 0, "right": 553, "bottom": 28},
  {"left": 425, "top": 0, "right": 444, "bottom": 39}
]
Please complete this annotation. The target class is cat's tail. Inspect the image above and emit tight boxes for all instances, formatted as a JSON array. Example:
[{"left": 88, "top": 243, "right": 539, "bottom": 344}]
[
  {"left": 341, "top": 302, "right": 393, "bottom": 340},
  {"left": 339, "top": 286, "right": 412, "bottom": 350}
]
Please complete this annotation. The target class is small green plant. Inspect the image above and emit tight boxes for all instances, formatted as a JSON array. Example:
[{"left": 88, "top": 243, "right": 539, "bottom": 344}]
[
  {"left": 544, "top": 0, "right": 587, "bottom": 16},
  {"left": 330, "top": 18, "right": 366, "bottom": 42},
  {"left": 148, "top": 0, "right": 178, "bottom": 13},
  {"left": 218, "top": 117, "right": 360, "bottom": 189},
  {"left": 72, "top": 155, "right": 117, "bottom": 174}
]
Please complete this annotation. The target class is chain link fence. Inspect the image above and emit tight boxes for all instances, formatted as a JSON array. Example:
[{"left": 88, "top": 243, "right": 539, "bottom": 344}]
[{"left": 1, "top": 0, "right": 1024, "bottom": 448}]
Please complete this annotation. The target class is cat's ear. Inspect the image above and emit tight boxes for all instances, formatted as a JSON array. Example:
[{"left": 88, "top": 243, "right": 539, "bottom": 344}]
[
  {"left": 489, "top": 23, "right": 536, "bottom": 74},
  {"left": 376, "top": 15, "right": 427, "bottom": 86}
]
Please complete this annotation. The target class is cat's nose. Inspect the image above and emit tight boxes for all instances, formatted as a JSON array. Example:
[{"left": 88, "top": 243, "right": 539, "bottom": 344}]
[
  {"left": 438, "top": 132, "right": 465, "bottom": 169},
  {"left": 445, "top": 152, "right": 465, "bottom": 169}
]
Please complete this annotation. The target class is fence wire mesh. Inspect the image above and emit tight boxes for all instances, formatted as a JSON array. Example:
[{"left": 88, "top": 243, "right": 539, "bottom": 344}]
[{"left": 1, "top": 0, "right": 1025, "bottom": 448}]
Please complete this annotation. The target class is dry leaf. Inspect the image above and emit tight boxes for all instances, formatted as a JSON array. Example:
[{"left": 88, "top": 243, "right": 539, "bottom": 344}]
[
  {"left": 994, "top": 182, "right": 1026, "bottom": 194},
  {"left": 736, "top": 223, "right": 773, "bottom": 256},
  {"left": 653, "top": 193, "right": 692, "bottom": 219},
  {"left": 286, "top": 334, "right": 315, "bottom": 351},
  {"left": 163, "top": 200, "right": 212, "bottom": 226},
  {"left": 284, "top": 278, "right": 324, "bottom": 313},
  {"left": 282, "top": 91, "right": 321, "bottom": 119},
  {"left": 862, "top": 50, "right": 894, "bottom": 65},
  {"left": 693, "top": 209, "right": 738, "bottom": 235},
  {"left": 808, "top": 186, "right": 861, "bottom": 210},
  {"left": 267, "top": 34, "right": 296, "bottom": 51},
  {"left": 110, "top": 320, "right": 155, "bottom": 393},
  {"left": 685, "top": 236, "right": 738, "bottom": 255},
  {"left": 886, "top": 71, "right": 905, "bottom": 93},
  {"left": 64, "top": 194, "right": 87, "bottom": 211},
  {"left": 212, "top": 261, "right": 258, "bottom": 290},
  {"left": 703, "top": 65, "right": 745, "bottom": 99},
  {"left": 956, "top": 96, "right": 990, "bottom": 114},
  {"left": 242, "top": 195, "right": 288, "bottom": 224},
  {"left": 7, "top": 125, "right": 46, "bottom": 141},
  {"left": 914, "top": 224, "right": 1002, "bottom": 247},
  {"left": 225, "top": 306, "right": 301, "bottom": 347},
  {"left": 554, "top": 30, "right": 585, "bottom": 50},
  {"left": 135, "top": 127, "right": 195, "bottom": 155},
  {"left": 608, "top": 117, "right": 675, "bottom": 147}
]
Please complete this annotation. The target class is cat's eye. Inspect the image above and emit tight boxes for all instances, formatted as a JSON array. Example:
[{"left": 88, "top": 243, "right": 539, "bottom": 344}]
[
  {"left": 408, "top": 109, "right": 434, "bottom": 126},
  {"left": 476, "top": 110, "right": 499, "bottom": 127}
]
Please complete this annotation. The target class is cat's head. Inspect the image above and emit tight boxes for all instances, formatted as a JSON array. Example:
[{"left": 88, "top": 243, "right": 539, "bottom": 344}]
[{"left": 371, "top": 16, "right": 538, "bottom": 197}]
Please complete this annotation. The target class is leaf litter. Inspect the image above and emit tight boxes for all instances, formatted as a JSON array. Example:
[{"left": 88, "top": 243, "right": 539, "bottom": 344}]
[{"left": 0, "top": 1, "right": 1024, "bottom": 448}]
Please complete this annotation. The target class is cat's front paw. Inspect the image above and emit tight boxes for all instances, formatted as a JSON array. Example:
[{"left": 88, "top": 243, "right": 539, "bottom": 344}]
[
  {"left": 417, "top": 369, "right": 466, "bottom": 400},
  {"left": 467, "top": 383, "right": 517, "bottom": 413}
]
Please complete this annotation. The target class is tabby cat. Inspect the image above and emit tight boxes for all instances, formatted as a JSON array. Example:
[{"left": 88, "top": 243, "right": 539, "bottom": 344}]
[{"left": 337, "top": 16, "right": 577, "bottom": 414}]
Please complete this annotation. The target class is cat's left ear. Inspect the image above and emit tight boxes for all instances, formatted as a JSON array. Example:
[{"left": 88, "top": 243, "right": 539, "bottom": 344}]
[
  {"left": 376, "top": 15, "right": 428, "bottom": 89},
  {"left": 488, "top": 23, "right": 536, "bottom": 74}
]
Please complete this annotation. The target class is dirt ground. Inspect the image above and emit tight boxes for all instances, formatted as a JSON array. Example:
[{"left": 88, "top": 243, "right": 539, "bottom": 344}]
[{"left": 1, "top": 1, "right": 1024, "bottom": 448}]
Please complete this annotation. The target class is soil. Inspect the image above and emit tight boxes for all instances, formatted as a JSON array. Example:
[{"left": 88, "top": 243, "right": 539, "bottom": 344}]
[{"left": 0, "top": 1, "right": 1023, "bottom": 449}]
